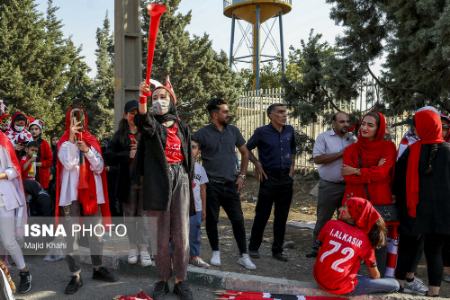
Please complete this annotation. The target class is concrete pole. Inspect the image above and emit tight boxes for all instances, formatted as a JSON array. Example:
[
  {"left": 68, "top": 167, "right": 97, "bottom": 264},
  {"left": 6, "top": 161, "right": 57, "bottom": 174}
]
[
  {"left": 254, "top": 4, "right": 261, "bottom": 94},
  {"left": 114, "top": 0, "right": 142, "bottom": 129},
  {"left": 279, "top": 13, "right": 286, "bottom": 74},
  {"left": 229, "top": 15, "right": 236, "bottom": 68}
]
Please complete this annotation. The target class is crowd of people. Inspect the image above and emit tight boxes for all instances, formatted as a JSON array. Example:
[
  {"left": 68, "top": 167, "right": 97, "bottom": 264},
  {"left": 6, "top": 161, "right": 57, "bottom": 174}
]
[{"left": 0, "top": 76, "right": 449, "bottom": 299}]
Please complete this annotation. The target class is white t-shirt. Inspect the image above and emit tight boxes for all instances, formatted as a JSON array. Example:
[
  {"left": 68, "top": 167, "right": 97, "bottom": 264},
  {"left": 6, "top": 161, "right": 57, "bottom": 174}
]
[{"left": 193, "top": 162, "right": 208, "bottom": 212}]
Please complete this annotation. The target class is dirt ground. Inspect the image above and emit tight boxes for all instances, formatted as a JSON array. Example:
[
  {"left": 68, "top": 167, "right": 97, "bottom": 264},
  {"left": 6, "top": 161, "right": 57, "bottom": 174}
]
[{"left": 200, "top": 174, "right": 450, "bottom": 298}]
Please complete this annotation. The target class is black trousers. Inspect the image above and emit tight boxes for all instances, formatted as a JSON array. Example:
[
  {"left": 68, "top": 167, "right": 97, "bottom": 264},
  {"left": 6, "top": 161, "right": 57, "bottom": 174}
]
[
  {"left": 205, "top": 181, "right": 247, "bottom": 254},
  {"left": 395, "top": 233, "right": 424, "bottom": 280},
  {"left": 443, "top": 241, "right": 450, "bottom": 268},
  {"left": 424, "top": 234, "right": 450, "bottom": 286},
  {"left": 248, "top": 170, "right": 293, "bottom": 255}
]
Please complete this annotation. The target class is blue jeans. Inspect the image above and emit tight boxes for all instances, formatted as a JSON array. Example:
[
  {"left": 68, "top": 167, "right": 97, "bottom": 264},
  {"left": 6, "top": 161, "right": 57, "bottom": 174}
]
[
  {"left": 351, "top": 275, "right": 400, "bottom": 295},
  {"left": 189, "top": 211, "right": 202, "bottom": 257}
]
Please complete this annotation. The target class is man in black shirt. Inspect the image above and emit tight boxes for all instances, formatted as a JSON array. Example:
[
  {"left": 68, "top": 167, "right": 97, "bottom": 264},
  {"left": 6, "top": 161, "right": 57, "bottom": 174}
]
[{"left": 193, "top": 98, "right": 256, "bottom": 270}]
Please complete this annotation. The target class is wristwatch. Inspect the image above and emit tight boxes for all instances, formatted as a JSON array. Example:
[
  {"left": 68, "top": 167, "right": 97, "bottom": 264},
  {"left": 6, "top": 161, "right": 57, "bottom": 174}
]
[{"left": 238, "top": 174, "right": 246, "bottom": 180}]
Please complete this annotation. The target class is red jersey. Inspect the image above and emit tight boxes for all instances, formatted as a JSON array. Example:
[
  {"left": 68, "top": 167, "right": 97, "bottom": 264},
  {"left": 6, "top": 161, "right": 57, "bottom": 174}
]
[
  {"left": 165, "top": 124, "right": 184, "bottom": 164},
  {"left": 313, "top": 220, "right": 376, "bottom": 295}
]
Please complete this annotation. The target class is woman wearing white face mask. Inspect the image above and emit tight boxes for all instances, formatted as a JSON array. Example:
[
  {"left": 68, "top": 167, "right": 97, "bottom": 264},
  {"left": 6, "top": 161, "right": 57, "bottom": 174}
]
[
  {"left": 5, "top": 112, "right": 32, "bottom": 158},
  {"left": 136, "top": 78, "right": 195, "bottom": 300}
]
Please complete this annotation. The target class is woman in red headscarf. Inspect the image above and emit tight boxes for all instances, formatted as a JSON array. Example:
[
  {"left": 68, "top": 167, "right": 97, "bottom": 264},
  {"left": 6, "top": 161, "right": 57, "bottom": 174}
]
[
  {"left": 341, "top": 111, "right": 397, "bottom": 275},
  {"left": 314, "top": 197, "right": 399, "bottom": 295},
  {"left": 342, "top": 111, "right": 397, "bottom": 205},
  {"left": 406, "top": 109, "right": 450, "bottom": 297},
  {"left": 56, "top": 106, "right": 116, "bottom": 295}
]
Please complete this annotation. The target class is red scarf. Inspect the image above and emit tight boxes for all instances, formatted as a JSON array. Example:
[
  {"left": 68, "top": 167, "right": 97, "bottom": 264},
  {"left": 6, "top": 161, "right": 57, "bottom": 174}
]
[
  {"left": 55, "top": 108, "right": 111, "bottom": 223},
  {"left": 343, "top": 197, "right": 381, "bottom": 233},
  {"left": 354, "top": 112, "right": 387, "bottom": 159},
  {"left": 0, "top": 131, "right": 21, "bottom": 176},
  {"left": 406, "top": 109, "right": 444, "bottom": 217}
]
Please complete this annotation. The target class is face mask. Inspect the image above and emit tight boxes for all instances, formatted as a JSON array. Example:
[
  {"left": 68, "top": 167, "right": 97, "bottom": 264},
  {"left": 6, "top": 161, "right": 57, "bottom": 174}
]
[
  {"left": 152, "top": 99, "right": 170, "bottom": 115},
  {"left": 14, "top": 125, "right": 25, "bottom": 132}
]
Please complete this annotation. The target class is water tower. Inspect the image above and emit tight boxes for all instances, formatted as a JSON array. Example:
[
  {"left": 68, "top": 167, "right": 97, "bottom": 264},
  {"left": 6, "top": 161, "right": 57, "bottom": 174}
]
[{"left": 223, "top": 0, "right": 292, "bottom": 91}]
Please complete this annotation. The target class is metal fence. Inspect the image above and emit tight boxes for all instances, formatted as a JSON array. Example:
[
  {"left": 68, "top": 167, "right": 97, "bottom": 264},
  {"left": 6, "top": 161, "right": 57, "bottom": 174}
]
[{"left": 236, "top": 85, "right": 410, "bottom": 172}]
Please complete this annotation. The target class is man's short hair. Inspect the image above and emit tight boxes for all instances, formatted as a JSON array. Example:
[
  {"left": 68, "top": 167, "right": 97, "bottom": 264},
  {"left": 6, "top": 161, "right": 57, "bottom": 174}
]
[
  {"left": 266, "top": 103, "right": 286, "bottom": 117},
  {"left": 331, "top": 111, "right": 349, "bottom": 122},
  {"left": 207, "top": 98, "right": 228, "bottom": 115}
]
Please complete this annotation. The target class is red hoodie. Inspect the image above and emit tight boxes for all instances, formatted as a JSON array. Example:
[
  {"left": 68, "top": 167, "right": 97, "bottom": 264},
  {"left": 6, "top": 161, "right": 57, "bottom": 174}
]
[
  {"left": 35, "top": 138, "right": 52, "bottom": 189},
  {"left": 343, "top": 112, "right": 397, "bottom": 205}
]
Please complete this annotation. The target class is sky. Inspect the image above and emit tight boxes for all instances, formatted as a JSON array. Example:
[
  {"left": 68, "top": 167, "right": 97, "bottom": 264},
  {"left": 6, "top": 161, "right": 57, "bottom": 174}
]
[{"left": 35, "top": 0, "right": 344, "bottom": 77}]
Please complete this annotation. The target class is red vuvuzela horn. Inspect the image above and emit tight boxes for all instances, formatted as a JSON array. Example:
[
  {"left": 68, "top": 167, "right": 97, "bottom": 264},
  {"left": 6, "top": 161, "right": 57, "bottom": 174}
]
[{"left": 145, "top": 2, "right": 167, "bottom": 85}]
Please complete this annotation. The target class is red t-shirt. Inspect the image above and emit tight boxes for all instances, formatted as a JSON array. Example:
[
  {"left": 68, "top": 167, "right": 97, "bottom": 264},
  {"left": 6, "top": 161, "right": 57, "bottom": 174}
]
[
  {"left": 313, "top": 220, "right": 376, "bottom": 295},
  {"left": 20, "top": 156, "right": 36, "bottom": 180},
  {"left": 165, "top": 124, "right": 184, "bottom": 164}
]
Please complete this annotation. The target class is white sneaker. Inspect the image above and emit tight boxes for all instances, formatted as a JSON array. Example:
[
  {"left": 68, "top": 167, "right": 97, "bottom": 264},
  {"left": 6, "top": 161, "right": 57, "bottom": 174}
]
[
  {"left": 128, "top": 248, "right": 138, "bottom": 264},
  {"left": 403, "top": 277, "right": 428, "bottom": 295},
  {"left": 140, "top": 250, "right": 153, "bottom": 267},
  {"left": 237, "top": 253, "right": 256, "bottom": 270},
  {"left": 190, "top": 256, "right": 210, "bottom": 268},
  {"left": 210, "top": 251, "right": 221, "bottom": 266}
]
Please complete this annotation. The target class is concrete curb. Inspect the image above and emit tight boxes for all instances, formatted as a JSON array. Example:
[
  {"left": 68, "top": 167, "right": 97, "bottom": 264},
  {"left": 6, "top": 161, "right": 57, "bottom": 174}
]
[{"left": 78, "top": 248, "right": 431, "bottom": 300}]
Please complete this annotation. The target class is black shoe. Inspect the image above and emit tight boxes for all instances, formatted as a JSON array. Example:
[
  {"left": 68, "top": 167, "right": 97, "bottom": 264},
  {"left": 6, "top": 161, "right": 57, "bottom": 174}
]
[
  {"left": 248, "top": 250, "right": 260, "bottom": 259},
  {"left": 152, "top": 281, "right": 169, "bottom": 300},
  {"left": 18, "top": 271, "right": 32, "bottom": 294},
  {"left": 92, "top": 266, "right": 117, "bottom": 282},
  {"left": 173, "top": 281, "right": 194, "bottom": 300},
  {"left": 64, "top": 275, "right": 83, "bottom": 295},
  {"left": 272, "top": 252, "right": 288, "bottom": 262}
]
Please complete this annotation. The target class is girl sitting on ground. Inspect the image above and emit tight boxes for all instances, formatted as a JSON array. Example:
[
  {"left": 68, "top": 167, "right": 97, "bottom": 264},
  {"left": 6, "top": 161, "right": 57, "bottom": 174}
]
[{"left": 314, "top": 197, "right": 399, "bottom": 295}]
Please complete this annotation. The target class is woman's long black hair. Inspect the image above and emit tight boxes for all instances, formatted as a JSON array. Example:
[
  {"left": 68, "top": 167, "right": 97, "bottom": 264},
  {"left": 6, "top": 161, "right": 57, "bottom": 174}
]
[{"left": 116, "top": 118, "right": 131, "bottom": 145}]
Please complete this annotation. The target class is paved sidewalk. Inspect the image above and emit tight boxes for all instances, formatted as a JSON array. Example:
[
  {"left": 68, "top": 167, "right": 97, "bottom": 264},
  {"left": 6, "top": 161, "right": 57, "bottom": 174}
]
[{"left": 13, "top": 256, "right": 215, "bottom": 300}]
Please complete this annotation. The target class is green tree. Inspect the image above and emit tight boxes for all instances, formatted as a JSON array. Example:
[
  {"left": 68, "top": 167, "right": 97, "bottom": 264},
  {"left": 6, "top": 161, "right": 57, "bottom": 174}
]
[
  {"left": 140, "top": 0, "right": 243, "bottom": 128},
  {"left": 54, "top": 39, "right": 94, "bottom": 135},
  {"left": 282, "top": 30, "right": 360, "bottom": 124},
  {"left": 0, "top": 0, "right": 96, "bottom": 137},
  {"left": 0, "top": 0, "right": 61, "bottom": 131},
  {"left": 89, "top": 13, "right": 114, "bottom": 139},
  {"left": 325, "top": 0, "right": 450, "bottom": 113},
  {"left": 239, "top": 62, "right": 283, "bottom": 90}
]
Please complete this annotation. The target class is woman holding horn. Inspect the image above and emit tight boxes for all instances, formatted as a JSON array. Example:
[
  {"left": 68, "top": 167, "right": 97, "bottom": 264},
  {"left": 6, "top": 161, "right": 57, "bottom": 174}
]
[
  {"left": 137, "top": 77, "right": 194, "bottom": 300},
  {"left": 138, "top": 5, "right": 194, "bottom": 298}
]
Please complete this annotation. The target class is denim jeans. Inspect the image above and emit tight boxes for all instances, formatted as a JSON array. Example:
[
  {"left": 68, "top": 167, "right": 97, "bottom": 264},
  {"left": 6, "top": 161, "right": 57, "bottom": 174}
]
[
  {"left": 189, "top": 211, "right": 202, "bottom": 257},
  {"left": 351, "top": 275, "right": 400, "bottom": 295}
]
